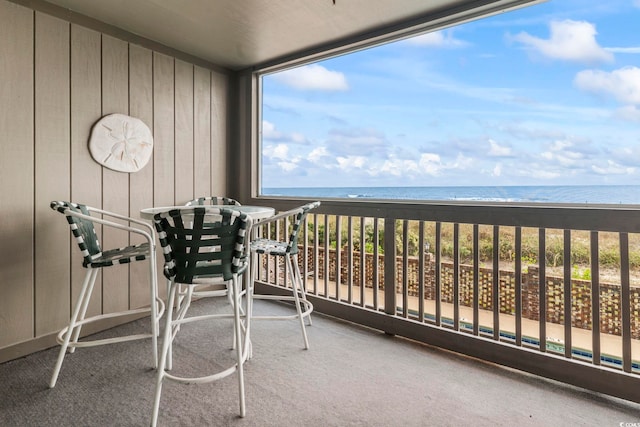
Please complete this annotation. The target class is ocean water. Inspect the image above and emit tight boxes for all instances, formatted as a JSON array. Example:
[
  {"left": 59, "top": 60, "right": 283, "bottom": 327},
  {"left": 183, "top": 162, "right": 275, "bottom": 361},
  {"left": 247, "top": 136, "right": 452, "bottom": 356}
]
[{"left": 262, "top": 185, "right": 640, "bottom": 205}]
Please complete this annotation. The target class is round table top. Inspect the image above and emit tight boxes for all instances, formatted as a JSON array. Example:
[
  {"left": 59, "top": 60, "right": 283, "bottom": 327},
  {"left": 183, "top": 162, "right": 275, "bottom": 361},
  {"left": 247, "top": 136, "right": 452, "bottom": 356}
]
[{"left": 140, "top": 205, "right": 275, "bottom": 221}]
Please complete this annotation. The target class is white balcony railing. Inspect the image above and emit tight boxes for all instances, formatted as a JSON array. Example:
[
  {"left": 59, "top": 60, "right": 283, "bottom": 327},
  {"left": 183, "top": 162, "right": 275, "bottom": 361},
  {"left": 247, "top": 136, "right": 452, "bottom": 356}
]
[{"left": 251, "top": 198, "right": 640, "bottom": 404}]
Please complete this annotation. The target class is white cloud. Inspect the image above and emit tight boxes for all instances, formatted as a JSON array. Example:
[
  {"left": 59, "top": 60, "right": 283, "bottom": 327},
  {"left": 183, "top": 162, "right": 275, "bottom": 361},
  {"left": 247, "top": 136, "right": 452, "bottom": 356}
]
[
  {"left": 274, "top": 64, "right": 348, "bottom": 91},
  {"left": 290, "top": 132, "right": 306, "bottom": 143},
  {"left": 308, "top": 146, "right": 330, "bottom": 163},
  {"left": 262, "top": 120, "right": 281, "bottom": 139},
  {"left": 263, "top": 143, "right": 301, "bottom": 173},
  {"left": 539, "top": 139, "right": 586, "bottom": 167},
  {"left": 419, "top": 153, "right": 444, "bottom": 176},
  {"left": 591, "top": 160, "right": 635, "bottom": 175},
  {"left": 488, "top": 139, "right": 512, "bottom": 157},
  {"left": 512, "top": 163, "right": 563, "bottom": 180},
  {"left": 549, "top": 140, "right": 573, "bottom": 151},
  {"left": 406, "top": 30, "right": 467, "bottom": 48},
  {"left": 606, "top": 47, "right": 640, "bottom": 54},
  {"left": 615, "top": 105, "right": 640, "bottom": 121},
  {"left": 277, "top": 161, "right": 298, "bottom": 172},
  {"left": 492, "top": 163, "right": 502, "bottom": 177},
  {"left": 326, "top": 128, "right": 389, "bottom": 157},
  {"left": 336, "top": 156, "right": 367, "bottom": 171},
  {"left": 263, "top": 143, "right": 289, "bottom": 160},
  {"left": 262, "top": 120, "right": 310, "bottom": 144},
  {"left": 451, "top": 153, "right": 474, "bottom": 170},
  {"left": 512, "top": 20, "right": 613, "bottom": 64},
  {"left": 574, "top": 66, "right": 640, "bottom": 105},
  {"left": 378, "top": 158, "right": 421, "bottom": 177}
]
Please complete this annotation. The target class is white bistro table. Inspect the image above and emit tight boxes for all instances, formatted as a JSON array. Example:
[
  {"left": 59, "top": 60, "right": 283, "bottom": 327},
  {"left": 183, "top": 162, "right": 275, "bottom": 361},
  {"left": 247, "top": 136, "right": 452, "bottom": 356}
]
[{"left": 140, "top": 205, "right": 275, "bottom": 222}]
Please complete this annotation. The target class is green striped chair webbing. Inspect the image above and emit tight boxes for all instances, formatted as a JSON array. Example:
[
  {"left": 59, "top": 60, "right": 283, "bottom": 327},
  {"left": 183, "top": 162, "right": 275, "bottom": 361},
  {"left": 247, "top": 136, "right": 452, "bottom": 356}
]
[
  {"left": 153, "top": 207, "right": 248, "bottom": 283},
  {"left": 251, "top": 201, "right": 320, "bottom": 256},
  {"left": 51, "top": 201, "right": 150, "bottom": 268}
]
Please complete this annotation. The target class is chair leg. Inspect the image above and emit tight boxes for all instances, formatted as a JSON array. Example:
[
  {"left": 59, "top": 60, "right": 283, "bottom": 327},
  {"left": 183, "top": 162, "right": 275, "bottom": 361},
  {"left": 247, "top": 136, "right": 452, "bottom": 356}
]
[
  {"left": 151, "top": 281, "right": 178, "bottom": 427},
  {"left": 286, "top": 256, "right": 310, "bottom": 350},
  {"left": 148, "top": 254, "right": 159, "bottom": 369},
  {"left": 245, "top": 254, "right": 258, "bottom": 360},
  {"left": 68, "top": 268, "right": 100, "bottom": 353},
  {"left": 292, "top": 255, "right": 312, "bottom": 326},
  {"left": 49, "top": 268, "right": 99, "bottom": 388},
  {"left": 167, "top": 284, "right": 193, "bottom": 371},
  {"left": 232, "top": 275, "right": 246, "bottom": 417}
]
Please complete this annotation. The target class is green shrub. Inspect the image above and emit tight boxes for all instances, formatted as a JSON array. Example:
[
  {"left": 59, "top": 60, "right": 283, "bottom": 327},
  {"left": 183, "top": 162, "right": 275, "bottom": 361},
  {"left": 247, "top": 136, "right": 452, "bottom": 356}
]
[
  {"left": 599, "top": 248, "right": 619, "bottom": 267},
  {"left": 571, "top": 242, "right": 590, "bottom": 265}
]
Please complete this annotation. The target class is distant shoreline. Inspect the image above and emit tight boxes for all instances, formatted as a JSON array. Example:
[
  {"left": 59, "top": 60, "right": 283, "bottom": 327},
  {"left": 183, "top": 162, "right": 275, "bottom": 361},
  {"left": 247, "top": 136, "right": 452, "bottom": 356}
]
[{"left": 262, "top": 185, "right": 640, "bottom": 205}]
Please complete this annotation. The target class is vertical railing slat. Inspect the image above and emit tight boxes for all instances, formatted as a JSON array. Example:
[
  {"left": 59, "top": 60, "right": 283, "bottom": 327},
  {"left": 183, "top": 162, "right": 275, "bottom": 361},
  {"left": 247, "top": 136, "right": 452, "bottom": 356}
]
[
  {"left": 435, "top": 222, "right": 442, "bottom": 326},
  {"left": 453, "top": 223, "right": 460, "bottom": 330},
  {"left": 402, "top": 220, "right": 409, "bottom": 318},
  {"left": 373, "top": 218, "right": 380, "bottom": 310},
  {"left": 539, "top": 228, "right": 547, "bottom": 353},
  {"left": 277, "top": 216, "right": 283, "bottom": 286},
  {"left": 493, "top": 225, "right": 500, "bottom": 340},
  {"left": 347, "top": 216, "right": 353, "bottom": 304},
  {"left": 336, "top": 215, "right": 342, "bottom": 301},
  {"left": 620, "top": 232, "right": 632, "bottom": 372},
  {"left": 268, "top": 221, "right": 274, "bottom": 285},
  {"left": 590, "top": 231, "right": 601, "bottom": 365},
  {"left": 515, "top": 226, "right": 522, "bottom": 346},
  {"left": 473, "top": 224, "right": 479, "bottom": 336},
  {"left": 284, "top": 216, "right": 291, "bottom": 288},
  {"left": 323, "top": 214, "right": 329, "bottom": 297},
  {"left": 303, "top": 215, "right": 309, "bottom": 293},
  {"left": 360, "top": 217, "right": 365, "bottom": 307},
  {"left": 564, "top": 229, "right": 572, "bottom": 358},
  {"left": 384, "top": 218, "right": 397, "bottom": 318},
  {"left": 313, "top": 213, "right": 319, "bottom": 296},
  {"left": 418, "top": 221, "right": 425, "bottom": 323}
]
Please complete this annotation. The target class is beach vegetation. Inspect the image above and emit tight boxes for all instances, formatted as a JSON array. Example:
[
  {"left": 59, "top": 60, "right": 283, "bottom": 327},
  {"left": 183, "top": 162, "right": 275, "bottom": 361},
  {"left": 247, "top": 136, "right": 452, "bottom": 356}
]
[{"left": 306, "top": 215, "right": 640, "bottom": 281}]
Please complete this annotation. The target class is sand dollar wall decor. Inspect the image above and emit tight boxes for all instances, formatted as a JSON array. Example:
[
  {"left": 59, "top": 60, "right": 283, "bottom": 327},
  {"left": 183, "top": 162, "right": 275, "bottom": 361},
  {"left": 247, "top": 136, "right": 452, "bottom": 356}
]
[{"left": 89, "top": 113, "right": 153, "bottom": 173}]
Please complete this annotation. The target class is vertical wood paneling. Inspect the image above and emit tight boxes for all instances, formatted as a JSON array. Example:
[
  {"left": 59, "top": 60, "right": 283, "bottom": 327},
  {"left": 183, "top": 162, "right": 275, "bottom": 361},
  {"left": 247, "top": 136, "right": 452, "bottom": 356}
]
[
  {"left": 175, "top": 60, "right": 194, "bottom": 203},
  {"left": 211, "top": 71, "right": 228, "bottom": 195},
  {"left": 101, "top": 35, "right": 130, "bottom": 313},
  {"left": 70, "top": 25, "right": 102, "bottom": 317},
  {"left": 153, "top": 53, "right": 175, "bottom": 290},
  {"left": 153, "top": 53, "right": 175, "bottom": 207},
  {"left": 34, "top": 12, "right": 70, "bottom": 335},
  {"left": 129, "top": 44, "right": 154, "bottom": 309},
  {"left": 0, "top": 0, "right": 231, "bottom": 361},
  {"left": 0, "top": 1, "right": 34, "bottom": 347},
  {"left": 194, "top": 66, "right": 211, "bottom": 197}
]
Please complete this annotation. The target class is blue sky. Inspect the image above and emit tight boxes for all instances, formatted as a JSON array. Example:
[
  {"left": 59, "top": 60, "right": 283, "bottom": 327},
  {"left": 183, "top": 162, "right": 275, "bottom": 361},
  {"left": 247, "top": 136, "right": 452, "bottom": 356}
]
[{"left": 261, "top": 0, "right": 640, "bottom": 189}]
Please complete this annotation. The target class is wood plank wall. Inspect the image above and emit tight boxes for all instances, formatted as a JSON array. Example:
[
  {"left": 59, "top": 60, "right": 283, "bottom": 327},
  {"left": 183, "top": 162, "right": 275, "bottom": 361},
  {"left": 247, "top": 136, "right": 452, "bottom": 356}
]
[{"left": 0, "top": 0, "right": 230, "bottom": 361}]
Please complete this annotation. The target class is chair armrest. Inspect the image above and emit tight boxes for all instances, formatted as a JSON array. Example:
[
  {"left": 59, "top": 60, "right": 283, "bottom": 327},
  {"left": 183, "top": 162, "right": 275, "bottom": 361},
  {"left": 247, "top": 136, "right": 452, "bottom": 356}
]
[
  {"left": 65, "top": 209, "right": 155, "bottom": 246},
  {"left": 86, "top": 206, "right": 156, "bottom": 238},
  {"left": 253, "top": 206, "right": 304, "bottom": 227}
]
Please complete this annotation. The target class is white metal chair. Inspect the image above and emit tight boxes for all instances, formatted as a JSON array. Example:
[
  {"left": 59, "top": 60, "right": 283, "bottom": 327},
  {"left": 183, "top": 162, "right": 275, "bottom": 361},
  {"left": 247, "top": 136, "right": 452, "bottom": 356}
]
[
  {"left": 250, "top": 201, "right": 320, "bottom": 349},
  {"left": 182, "top": 196, "right": 242, "bottom": 298},
  {"left": 49, "top": 201, "right": 165, "bottom": 388},
  {"left": 150, "top": 206, "right": 252, "bottom": 426}
]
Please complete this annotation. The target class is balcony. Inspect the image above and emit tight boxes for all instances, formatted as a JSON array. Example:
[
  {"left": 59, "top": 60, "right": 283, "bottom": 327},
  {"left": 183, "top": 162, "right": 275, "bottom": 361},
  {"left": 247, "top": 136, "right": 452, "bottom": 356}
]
[
  {"left": 2, "top": 297, "right": 639, "bottom": 425},
  {"left": 250, "top": 197, "right": 640, "bottom": 405},
  {"left": 4, "top": 198, "right": 640, "bottom": 423}
]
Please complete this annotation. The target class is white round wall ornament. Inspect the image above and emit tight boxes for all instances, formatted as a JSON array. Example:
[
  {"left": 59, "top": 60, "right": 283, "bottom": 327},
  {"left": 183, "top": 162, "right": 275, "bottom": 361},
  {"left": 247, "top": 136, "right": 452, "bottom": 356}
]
[{"left": 89, "top": 113, "right": 153, "bottom": 173}]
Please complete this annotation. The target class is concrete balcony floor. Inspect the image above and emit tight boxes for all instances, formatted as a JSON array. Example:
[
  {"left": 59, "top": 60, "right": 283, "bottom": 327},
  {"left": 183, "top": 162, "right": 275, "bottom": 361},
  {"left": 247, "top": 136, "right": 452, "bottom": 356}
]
[{"left": 2, "top": 297, "right": 639, "bottom": 426}]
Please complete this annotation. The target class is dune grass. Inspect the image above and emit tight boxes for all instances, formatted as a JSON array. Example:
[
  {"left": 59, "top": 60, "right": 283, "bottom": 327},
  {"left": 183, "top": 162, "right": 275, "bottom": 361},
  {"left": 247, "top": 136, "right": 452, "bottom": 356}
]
[{"left": 307, "top": 216, "right": 640, "bottom": 282}]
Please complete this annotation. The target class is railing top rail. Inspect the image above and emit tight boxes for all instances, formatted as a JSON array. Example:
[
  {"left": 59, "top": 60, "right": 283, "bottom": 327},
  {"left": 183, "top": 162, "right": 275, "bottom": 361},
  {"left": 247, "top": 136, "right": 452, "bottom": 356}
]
[{"left": 252, "top": 196, "right": 640, "bottom": 233}]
